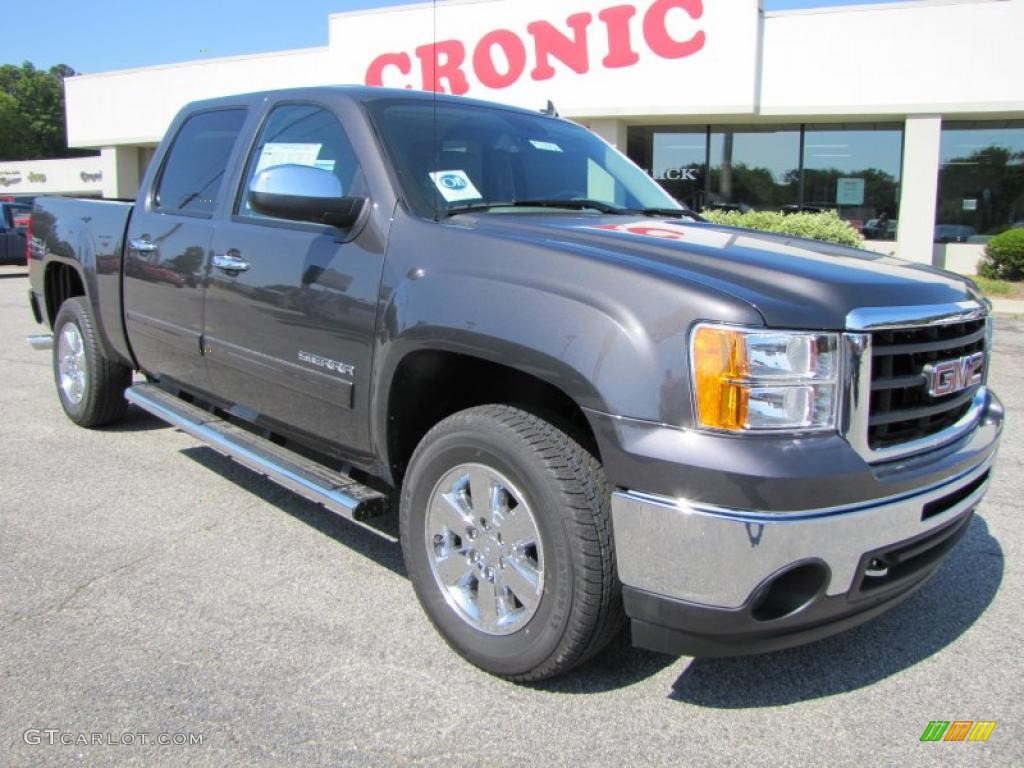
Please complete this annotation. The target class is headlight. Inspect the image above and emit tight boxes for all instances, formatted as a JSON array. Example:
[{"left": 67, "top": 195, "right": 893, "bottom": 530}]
[{"left": 690, "top": 324, "right": 840, "bottom": 433}]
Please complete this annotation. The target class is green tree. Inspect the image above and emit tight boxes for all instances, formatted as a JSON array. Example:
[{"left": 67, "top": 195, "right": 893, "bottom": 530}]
[{"left": 0, "top": 61, "right": 91, "bottom": 161}]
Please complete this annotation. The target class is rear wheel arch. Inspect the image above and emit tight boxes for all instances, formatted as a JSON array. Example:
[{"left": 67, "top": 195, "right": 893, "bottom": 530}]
[{"left": 43, "top": 260, "right": 87, "bottom": 328}]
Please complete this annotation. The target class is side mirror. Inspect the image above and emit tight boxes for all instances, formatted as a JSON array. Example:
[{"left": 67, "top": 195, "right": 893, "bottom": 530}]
[{"left": 248, "top": 164, "right": 366, "bottom": 229}]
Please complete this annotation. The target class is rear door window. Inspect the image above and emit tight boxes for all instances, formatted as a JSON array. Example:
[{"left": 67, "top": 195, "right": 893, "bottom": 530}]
[{"left": 155, "top": 109, "right": 247, "bottom": 214}]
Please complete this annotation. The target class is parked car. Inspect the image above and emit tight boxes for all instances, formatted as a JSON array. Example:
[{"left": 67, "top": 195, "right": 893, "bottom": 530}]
[
  {"left": 935, "top": 224, "right": 977, "bottom": 243},
  {"left": 26, "top": 87, "right": 1002, "bottom": 681},
  {"left": 861, "top": 218, "right": 897, "bottom": 240},
  {"left": 705, "top": 201, "right": 752, "bottom": 214},
  {"left": 0, "top": 201, "right": 31, "bottom": 263}
]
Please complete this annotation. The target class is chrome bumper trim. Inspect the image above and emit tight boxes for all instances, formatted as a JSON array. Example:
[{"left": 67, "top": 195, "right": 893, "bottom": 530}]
[{"left": 611, "top": 455, "right": 994, "bottom": 609}]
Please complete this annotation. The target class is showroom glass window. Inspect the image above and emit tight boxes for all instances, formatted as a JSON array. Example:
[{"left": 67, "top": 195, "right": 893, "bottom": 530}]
[
  {"left": 707, "top": 126, "right": 801, "bottom": 211},
  {"left": 803, "top": 124, "right": 903, "bottom": 240},
  {"left": 627, "top": 126, "right": 708, "bottom": 211},
  {"left": 937, "top": 121, "right": 1024, "bottom": 241},
  {"left": 628, "top": 123, "right": 905, "bottom": 235}
]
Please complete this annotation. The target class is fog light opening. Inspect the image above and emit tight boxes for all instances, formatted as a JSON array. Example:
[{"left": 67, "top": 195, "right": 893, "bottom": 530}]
[{"left": 750, "top": 562, "right": 829, "bottom": 622}]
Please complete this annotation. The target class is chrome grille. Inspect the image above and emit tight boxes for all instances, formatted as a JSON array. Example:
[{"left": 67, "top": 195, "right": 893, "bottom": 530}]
[
  {"left": 842, "top": 302, "right": 991, "bottom": 463},
  {"left": 868, "top": 318, "right": 987, "bottom": 450}
]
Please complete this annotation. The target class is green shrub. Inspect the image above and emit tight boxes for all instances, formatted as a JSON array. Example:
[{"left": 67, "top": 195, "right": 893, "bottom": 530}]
[
  {"left": 700, "top": 209, "right": 864, "bottom": 248},
  {"left": 978, "top": 228, "right": 1024, "bottom": 281}
]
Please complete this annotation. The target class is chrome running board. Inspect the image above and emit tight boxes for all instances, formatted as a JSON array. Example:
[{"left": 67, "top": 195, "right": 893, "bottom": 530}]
[
  {"left": 26, "top": 334, "right": 53, "bottom": 350},
  {"left": 125, "top": 383, "right": 392, "bottom": 537}
]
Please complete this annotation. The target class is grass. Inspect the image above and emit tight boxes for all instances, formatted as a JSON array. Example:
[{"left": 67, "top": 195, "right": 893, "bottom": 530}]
[{"left": 970, "top": 275, "right": 1024, "bottom": 300}]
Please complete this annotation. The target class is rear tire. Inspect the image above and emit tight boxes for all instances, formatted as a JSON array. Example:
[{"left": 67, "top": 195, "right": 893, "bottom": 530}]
[
  {"left": 400, "top": 405, "right": 624, "bottom": 682},
  {"left": 52, "top": 297, "right": 131, "bottom": 428}
]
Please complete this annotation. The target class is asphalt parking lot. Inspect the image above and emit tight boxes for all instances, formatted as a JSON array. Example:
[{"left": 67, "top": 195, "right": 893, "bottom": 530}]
[{"left": 1, "top": 269, "right": 1021, "bottom": 767}]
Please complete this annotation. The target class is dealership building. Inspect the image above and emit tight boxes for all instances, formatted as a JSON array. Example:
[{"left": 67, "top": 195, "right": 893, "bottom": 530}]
[{"left": 55, "top": 0, "right": 1024, "bottom": 272}]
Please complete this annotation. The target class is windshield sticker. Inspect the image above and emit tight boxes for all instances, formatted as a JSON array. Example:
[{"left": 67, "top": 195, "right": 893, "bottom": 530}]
[
  {"left": 255, "top": 143, "right": 323, "bottom": 173},
  {"left": 529, "top": 140, "right": 563, "bottom": 153},
  {"left": 313, "top": 159, "right": 336, "bottom": 173},
  {"left": 429, "top": 170, "right": 482, "bottom": 203}
]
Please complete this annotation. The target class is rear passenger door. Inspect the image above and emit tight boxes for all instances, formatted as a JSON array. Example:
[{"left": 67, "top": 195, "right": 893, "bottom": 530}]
[{"left": 124, "top": 108, "right": 247, "bottom": 394}]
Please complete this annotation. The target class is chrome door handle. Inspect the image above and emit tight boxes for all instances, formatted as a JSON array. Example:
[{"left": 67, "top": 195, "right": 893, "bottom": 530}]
[
  {"left": 129, "top": 238, "right": 158, "bottom": 252},
  {"left": 212, "top": 253, "right": 251, "bottom": 273}
]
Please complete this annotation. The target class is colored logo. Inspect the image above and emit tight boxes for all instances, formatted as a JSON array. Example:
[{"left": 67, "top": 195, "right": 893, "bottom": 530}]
[
  {"left": 438, "top": 173, "right": 468, "bottom": 191},
  {"left": 920, "top": 721, "right": 997, "bottom": 742}
]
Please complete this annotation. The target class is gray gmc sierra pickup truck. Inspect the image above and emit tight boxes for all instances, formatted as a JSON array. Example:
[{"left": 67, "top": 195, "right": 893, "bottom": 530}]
[{"left": 27, "top": 87, "right": 1003, "bottom": 681}]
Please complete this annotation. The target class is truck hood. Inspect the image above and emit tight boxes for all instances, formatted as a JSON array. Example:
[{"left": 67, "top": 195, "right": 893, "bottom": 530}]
[{"left": 454, "top": 214, "right": 983, "bottom": 330}]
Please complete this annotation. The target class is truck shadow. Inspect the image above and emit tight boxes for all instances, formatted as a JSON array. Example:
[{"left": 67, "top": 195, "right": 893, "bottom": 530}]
[
  {"left": 178, "top": 444, "right": 680, "bottom": 690},
  {"left": 104, "top": 404, "right": 176, "bottom": 432},
  {"left": 668, "top": 514, "right": 1003, "bottom": 708},
  {"left": 180, "top": 445, "right": 406, "bottom": 577}
]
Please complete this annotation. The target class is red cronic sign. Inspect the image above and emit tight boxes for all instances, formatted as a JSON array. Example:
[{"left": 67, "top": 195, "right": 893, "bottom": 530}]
[{"left": 365, "top": 0, "right": 706, "bottom": 94}]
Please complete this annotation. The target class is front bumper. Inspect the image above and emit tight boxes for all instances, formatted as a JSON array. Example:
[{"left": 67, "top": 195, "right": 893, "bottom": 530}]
[{"left": 609, "top": 395, "right": 1001, "bottom": 657}]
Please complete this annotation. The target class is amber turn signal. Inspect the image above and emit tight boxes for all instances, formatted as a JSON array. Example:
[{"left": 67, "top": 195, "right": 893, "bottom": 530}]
[{"left": 692, "top": 326, "right": 749, "bottom": 430}]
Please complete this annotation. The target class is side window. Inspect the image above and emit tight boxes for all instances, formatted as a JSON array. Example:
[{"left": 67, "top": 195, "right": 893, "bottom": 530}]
[
  {"left": 239, "top": 104, "right": 364, "bottom": 218},
  {"left": 155, "top": 108, "right": 247, "bottom": 214}
]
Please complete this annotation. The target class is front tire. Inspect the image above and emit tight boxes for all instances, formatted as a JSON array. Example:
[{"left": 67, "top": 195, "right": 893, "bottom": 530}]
[
  {"left": 52, "top": 297, "right": 131, "bottom": 427},
  {"left": 400, "top": 405, "right": 624, "bottom": 682}
]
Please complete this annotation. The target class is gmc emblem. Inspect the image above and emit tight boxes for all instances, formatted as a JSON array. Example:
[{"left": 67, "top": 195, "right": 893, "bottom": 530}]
[{"left": 924, "top": 352, "right": 985, "bottom": 398}]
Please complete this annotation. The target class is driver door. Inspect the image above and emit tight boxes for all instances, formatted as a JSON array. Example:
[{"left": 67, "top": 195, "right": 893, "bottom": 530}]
[{"left": 203, "top": 103, "right": 384, "bottom": 453}]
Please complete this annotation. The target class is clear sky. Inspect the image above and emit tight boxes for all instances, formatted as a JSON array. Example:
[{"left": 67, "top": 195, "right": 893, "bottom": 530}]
[{"left": 7, "top": 0, "right": 921, "bottom": 75}]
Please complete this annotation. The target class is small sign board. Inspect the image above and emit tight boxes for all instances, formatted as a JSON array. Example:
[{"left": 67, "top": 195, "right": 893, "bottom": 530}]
[
  {"left": 963, "top": 199, "right": 978, "bottom": 211},
  {"left": 836, "top": 178, "right": 865, "bottom": 206}
]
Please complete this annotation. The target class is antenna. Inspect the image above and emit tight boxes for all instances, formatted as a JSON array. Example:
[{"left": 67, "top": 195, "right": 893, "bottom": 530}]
[
  {"left": 543, "top": 100, "right": 560, "bottom": 118},
  {"left": 432, "top": 0, "right": 440, "bottom": 222}
]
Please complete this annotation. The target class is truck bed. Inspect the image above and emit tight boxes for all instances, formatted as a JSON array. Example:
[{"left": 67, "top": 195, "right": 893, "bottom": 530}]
[{"left": 30, "top": 196, "right": 134, "bottom": 364}]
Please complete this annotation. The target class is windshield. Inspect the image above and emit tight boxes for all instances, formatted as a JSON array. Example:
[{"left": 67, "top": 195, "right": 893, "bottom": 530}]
[{"left": 366, "top": 99, "right": 682, "bottom": 218}]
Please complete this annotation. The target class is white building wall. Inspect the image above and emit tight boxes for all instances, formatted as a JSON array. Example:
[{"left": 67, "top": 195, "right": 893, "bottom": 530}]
[
  {"left": 897, "top": 116, "right": 944, "bottom": 264},
  {"left": 65, "top": 47, "right": 332, "bottom": 148},
  {"left": 100, "top": 147, "right": 140, "bottom": 199},
  {"left": 760, "top": 0, "right": 1023, "bottom": 117}
]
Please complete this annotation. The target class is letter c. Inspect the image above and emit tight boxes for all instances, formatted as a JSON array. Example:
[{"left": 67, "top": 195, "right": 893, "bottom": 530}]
[
  {"left": 644, "top": 0, "right": 706, "bottom": 60},
  {"left": 365, "top": 52, "right": 412, "bottom": 88}
]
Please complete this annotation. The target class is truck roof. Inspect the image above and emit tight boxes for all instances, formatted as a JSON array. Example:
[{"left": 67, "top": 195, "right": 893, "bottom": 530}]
[{"left": 179, "top": 85, "right": 556, "bottom": 121}]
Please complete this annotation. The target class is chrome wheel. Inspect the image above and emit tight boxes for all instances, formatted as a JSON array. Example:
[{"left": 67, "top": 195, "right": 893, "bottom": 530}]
[
  {"left": 58, "top": 323, "right": 87, "bottom": 405},
  {"left": 425, "top": 463, "right": 545, "bottom": 636}
]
